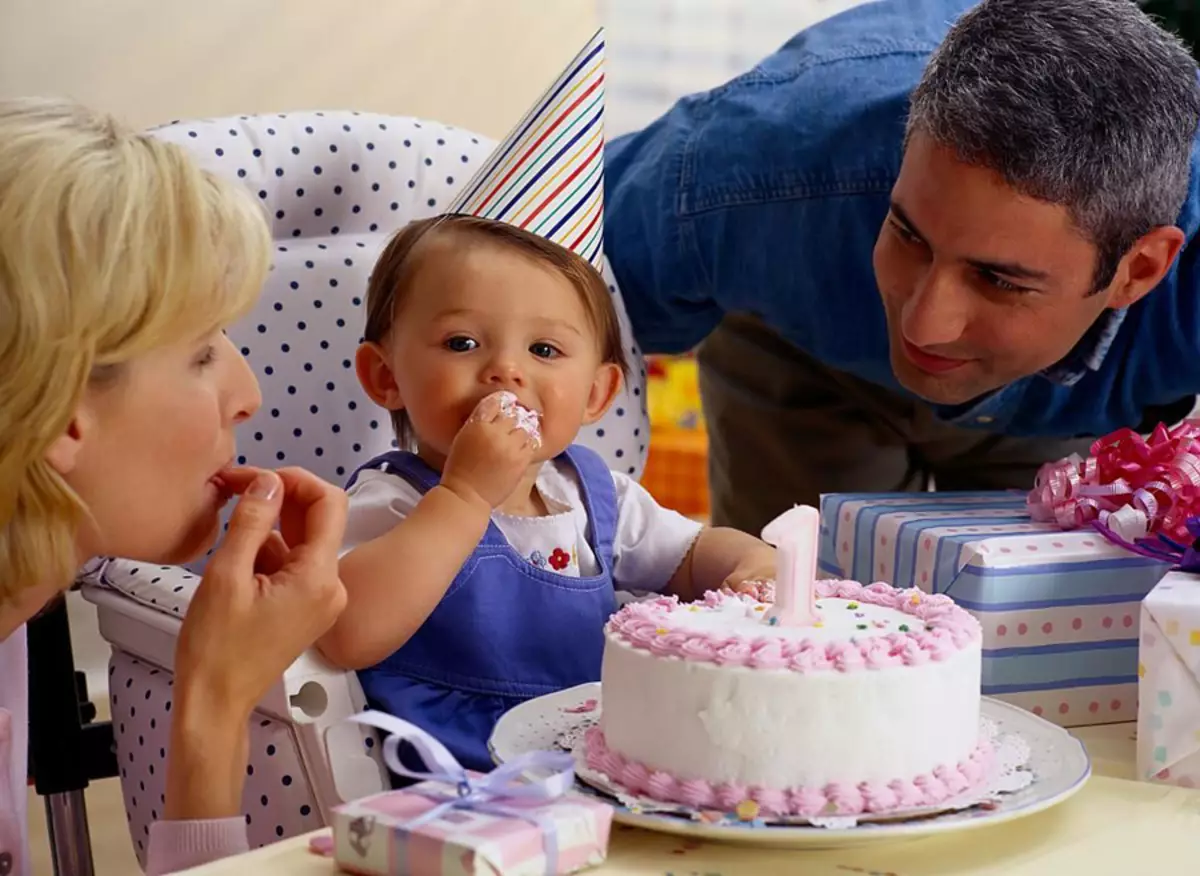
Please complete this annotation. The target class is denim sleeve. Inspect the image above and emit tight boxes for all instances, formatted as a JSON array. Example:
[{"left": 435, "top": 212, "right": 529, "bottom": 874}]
[{"left": 604, "top": 104, "right": 723, "bottom": 355}]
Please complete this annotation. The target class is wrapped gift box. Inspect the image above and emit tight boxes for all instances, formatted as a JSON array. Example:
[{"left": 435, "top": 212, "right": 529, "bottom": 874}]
[
  {"left": 819, "top": 492, "right": 1171, "bottom": 727},
  {"left": 331, "top": 781, "right": 612, "bottom": 876},
  {"left": 1139, "top": 571, "right": 1200, "bottom": 788}
]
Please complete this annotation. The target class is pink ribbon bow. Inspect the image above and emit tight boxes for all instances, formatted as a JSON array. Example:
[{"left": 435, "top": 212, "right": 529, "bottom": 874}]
[{"left": 1028, "top": 420, "right": 1200, "bottom": 542}]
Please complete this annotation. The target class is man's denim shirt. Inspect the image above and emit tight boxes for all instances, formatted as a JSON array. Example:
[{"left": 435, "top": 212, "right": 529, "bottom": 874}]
[{"left": 604, "top": 0, "right": 1200, "bottom": 437}]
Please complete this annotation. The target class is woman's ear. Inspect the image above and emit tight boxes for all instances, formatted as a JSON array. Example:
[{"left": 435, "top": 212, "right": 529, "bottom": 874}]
[
  {"left": 44, "top": 406, "right": 93, "bottom": 476},
  {"left": 582, "top": 363, "right": 623, "bottom": 426},
  {"left": 355, "top": 342, "right": 405, "bottom": 413}
]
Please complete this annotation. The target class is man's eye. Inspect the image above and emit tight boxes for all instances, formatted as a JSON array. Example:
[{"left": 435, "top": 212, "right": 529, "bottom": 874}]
[
  {"left": 976, "top": 269, "right": 1028, "bottom": 293},
  {"left": 889, "top": 219, "right": 920, "bottom": 244}
]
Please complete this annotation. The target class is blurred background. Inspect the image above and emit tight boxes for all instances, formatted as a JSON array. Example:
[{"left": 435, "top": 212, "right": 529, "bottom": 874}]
[{"left": 0, "top": 0, "right": 865, "bottom": 138}]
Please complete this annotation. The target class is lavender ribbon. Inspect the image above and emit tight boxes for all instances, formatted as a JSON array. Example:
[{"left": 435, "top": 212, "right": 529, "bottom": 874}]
[
  {"left": 1092, "top": 515, "right": 1200, "bottom": 572},
  {"left": 349, "top": 711, "right": 575, "bottom": 874}
]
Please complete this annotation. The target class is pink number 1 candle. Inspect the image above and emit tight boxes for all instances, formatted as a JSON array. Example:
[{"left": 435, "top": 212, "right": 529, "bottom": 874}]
[{"left": 761, "top": 505, "right": 820, "bottom": 627}]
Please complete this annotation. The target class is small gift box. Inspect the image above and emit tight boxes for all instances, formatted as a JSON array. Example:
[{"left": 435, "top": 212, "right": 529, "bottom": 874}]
[
  {"left": 819, "top": 492, "right": 1170, "bottom": 727},
  {"left": 1139, "top": 566, "right": 1200, "bottom": 789},
  {"left": 329, "top": 712, "right": 611, "bottom": 876}
]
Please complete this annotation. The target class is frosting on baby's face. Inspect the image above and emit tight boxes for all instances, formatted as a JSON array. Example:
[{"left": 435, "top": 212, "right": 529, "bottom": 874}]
[{"left": 488, "top": 390, "right": 542, "bottom": 448}]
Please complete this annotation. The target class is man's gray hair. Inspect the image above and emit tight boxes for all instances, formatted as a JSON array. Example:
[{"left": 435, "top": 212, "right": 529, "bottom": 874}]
[{"left": 908, "top": 0, "right": 1200, "bottom": 292}]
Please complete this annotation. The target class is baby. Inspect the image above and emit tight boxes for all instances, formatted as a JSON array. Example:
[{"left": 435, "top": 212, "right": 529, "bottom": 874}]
[{"left": 319, "top": 215, "right": 776, "bottom": 770}]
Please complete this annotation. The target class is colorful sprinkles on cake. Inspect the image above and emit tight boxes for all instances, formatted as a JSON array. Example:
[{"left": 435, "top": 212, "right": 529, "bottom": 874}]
[
  {"left": 606, "top": 579, "right": 983, "bottom": 673},
  {"left": 735, "top": 800, "right": 760, "bottom": 822}
]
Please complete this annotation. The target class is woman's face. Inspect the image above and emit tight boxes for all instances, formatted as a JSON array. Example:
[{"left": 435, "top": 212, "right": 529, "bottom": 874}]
[{"left": 50, "top": 328, "right": 261, "bottom": 566}]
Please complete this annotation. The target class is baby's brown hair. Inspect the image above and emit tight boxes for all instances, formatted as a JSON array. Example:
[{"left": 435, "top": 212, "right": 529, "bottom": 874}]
[{"left": 363, "top": 214, "right": 629, "bottom": 448}]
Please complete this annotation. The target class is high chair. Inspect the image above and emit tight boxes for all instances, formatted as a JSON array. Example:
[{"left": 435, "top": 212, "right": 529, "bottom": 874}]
[{"left": 77, "top": 110, "right": 650, "bottom": 869}]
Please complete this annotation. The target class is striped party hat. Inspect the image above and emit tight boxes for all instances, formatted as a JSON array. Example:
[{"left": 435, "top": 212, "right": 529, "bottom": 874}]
[{"left": 449, "top": 28, "right": 606, "bottom": 267}]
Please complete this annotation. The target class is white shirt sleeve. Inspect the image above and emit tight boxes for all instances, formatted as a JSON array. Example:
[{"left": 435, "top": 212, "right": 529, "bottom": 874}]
[
  {"left": 610, "top": 471, "right": 704, "bottom": 593},
  {"left": 339, "top": 470, "right": 424, "bottom": 558}
]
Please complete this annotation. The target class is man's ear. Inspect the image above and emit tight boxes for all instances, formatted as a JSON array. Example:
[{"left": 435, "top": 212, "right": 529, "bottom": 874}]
[
  {"left": 355, "top": 342, "right": 405, "bottom": 413},
  {"left": 582, "top": 363, "right": 623, "bottom": 425},
  {"left": 1105, "top": 225, "right": 1186, "bottom": 309}
]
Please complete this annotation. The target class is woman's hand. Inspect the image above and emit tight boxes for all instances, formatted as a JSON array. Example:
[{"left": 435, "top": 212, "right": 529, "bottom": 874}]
[{"left": 164, "top": 466, "right": 348, "bottom": 820}]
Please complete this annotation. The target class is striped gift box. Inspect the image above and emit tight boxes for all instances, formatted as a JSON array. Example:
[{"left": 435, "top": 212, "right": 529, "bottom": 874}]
[
  {"left": 818, "top": 492, "right": 1172, "bottom": 728},
  {"left": 332, "top": 781, "right": 611, "bottom": 875}
]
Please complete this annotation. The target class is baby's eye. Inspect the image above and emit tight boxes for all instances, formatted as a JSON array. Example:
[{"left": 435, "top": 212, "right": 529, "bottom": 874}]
[
  {"left": 530, "top": 342, "right": 561, "bottom": 359},
  {"left": 444, "top": 336, "right": 478, "bottom": 353}
]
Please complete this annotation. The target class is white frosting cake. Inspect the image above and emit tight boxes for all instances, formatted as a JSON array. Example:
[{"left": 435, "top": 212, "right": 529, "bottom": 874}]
[{"left": 584, "top": 580, "right": 988, "bottom": 818}]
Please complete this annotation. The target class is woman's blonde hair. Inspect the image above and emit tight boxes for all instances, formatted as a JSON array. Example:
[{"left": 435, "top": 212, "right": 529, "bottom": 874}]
[{"left": 0, "top": 98, "right": 271, "bottom": 604}]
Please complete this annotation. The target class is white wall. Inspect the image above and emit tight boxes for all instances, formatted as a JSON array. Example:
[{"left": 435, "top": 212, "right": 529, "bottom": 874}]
[
  {"left": 0, "top": 0, "right": 597, "bottom": 137},
  {"left": 601, "top": 0, "right": 868, "bottom": 135}
]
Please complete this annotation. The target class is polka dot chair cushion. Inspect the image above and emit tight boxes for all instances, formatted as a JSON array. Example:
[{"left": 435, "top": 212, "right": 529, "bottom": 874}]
[
  {"left": 81, "top": 111, "right": 650, "bottom": 864},
  {"left": 110, "top": 652, "right": 325, "bottom": 861}
]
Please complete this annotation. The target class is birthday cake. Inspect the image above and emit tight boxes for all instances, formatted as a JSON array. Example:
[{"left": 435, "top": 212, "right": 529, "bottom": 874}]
[{"left": 584, "top": 510, "right": 987, "bottom": 819}]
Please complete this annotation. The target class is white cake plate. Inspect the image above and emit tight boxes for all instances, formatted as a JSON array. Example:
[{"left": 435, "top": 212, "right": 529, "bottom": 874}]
[{"left": 489, "top": 683, "right": 1091, "bottom": 849}]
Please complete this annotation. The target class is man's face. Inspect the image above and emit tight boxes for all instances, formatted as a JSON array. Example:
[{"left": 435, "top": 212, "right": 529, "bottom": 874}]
[{"left": 873, "top": 130, "right": 1115, "bottom": 405}]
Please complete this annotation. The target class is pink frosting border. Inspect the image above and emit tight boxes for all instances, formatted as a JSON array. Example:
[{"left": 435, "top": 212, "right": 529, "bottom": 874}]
[
  {"left": 584, "top": 726, "right": 993, "bottom": 819},
  {"left": 607, "top": 581, "right": 982, "bottom": 672}
]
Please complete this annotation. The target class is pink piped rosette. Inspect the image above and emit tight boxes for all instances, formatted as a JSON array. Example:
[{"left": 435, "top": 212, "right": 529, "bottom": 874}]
[
  {"left": 606, "top": 581, "right": 981, "bottom": 672},
  {"left": 1028, "top": 420, "right": 1200, "bottom": 543},
  {"left": 583, "top": 727, "right": 992, "bottom": 819}
]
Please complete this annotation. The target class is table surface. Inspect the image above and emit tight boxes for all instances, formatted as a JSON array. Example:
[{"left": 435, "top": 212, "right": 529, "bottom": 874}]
[{"left": 181, "top": 722, "right": 1200, "bottom": 876}]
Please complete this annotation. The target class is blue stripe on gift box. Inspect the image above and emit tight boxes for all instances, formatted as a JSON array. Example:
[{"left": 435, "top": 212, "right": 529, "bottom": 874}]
[
  {"left": 818, "top": 559, "right": 843, "bottom": 576},
  {"left": 952, "top": 592, "right": 1150, "bottom": 611},
  {"left": 984, "top": 675, "right": 1136, "bottom": 694},
  {"left": 981, "top": 638, "right": 1136, "bottom": 658},
  {"left": 819, "top": 493, "right": 1022, "bottom": 579},
  {"left": 945, "top": 562, "right": 1167, "bottom": 608},
  {"left": 890, "top": 514, "right": 1027, "bottom": 587},
  {"left": 982, "top": 640, "right": 1138, "bottom": 691}
]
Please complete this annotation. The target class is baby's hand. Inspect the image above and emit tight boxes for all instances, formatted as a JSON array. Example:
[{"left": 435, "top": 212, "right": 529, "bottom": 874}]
[
  {"left": 441, "top": 392, "right": 540, "bottom": 510},
  {"left": 721, "top": 551, "right": 777, "bottom": 602}
]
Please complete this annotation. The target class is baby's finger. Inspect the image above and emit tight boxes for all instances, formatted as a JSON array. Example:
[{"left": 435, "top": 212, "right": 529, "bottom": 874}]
[{"left": 469, "top": 394, "right": 503, "bottom": 424}]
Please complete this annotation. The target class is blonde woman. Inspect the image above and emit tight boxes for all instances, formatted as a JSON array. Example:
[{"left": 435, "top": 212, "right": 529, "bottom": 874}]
[{"left": 0, "top": 99, "right": 348, "bottom": 875}]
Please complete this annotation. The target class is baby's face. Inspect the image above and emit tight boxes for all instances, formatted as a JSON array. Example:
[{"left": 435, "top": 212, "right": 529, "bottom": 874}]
[{"left": 383, "top": 239, "right": 616, "bottom": 460}]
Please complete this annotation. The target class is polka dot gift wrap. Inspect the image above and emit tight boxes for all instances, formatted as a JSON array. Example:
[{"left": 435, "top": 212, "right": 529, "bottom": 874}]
[
  {"left": 1138, "top": 570, "right": 1200, "bottom": 788},
  {"left": 818, "top": 492, "right": 1173, "bottom": 727},
  {"left": 78, "top": 110, "right": 649, "bottom": 867}
]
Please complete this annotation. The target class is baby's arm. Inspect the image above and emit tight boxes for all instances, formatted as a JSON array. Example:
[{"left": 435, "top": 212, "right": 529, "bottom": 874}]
[
  {"left": 666, "top": 527, "right": 776, "bottom": 602},
  {"left": 318, "top": 394, "right": 538, "bottom": 669},
  {"left": 608, "top": 471, "right": 775, "bottom": 602},
  {"left": 319, "top": 483, "right": 492, "bottom": 670}
]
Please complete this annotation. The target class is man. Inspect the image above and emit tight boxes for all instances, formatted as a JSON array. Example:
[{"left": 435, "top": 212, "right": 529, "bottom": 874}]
[{"left": 604, "top": 0, "right": 1200, "bottom": 536}]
